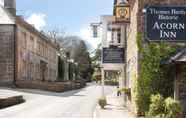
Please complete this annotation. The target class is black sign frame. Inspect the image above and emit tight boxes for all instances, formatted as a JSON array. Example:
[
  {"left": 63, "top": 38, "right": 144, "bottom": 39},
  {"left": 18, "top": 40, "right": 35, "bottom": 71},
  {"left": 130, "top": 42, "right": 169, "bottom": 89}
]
[
  {"left": 145, "top": 5, "right": 186, "bottom": 42},
  {"left": 102, "top": 47, "right": 125, "bottom": 64}
]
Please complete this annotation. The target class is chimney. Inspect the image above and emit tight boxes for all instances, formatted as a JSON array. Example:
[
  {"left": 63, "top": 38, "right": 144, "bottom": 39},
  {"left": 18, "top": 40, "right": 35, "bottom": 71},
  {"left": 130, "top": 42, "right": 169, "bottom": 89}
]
[{"left": 4, "top": 0, "right": 16, "bottom": 16}]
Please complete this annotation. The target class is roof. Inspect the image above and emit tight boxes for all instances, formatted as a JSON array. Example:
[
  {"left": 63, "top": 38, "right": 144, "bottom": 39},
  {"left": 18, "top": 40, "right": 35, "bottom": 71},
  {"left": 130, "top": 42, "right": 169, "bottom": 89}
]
[
  {"left": 0, "top": 6, "right": 59, "bottom": 50},
  {"left": 0, "top": 6, "right": 15, "bottom": 24},
  {"left": 16, "top": 16, "right": 59, "bottom": 50},
  {"left": 165, "top": 46, "right": 186, "bottom": 64}
]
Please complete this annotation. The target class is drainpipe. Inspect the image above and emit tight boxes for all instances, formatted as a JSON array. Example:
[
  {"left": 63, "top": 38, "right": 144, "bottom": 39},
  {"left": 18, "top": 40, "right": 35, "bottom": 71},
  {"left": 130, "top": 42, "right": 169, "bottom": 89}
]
[{"left": 13, "top": 24, "right": 17, "bottom": 87}]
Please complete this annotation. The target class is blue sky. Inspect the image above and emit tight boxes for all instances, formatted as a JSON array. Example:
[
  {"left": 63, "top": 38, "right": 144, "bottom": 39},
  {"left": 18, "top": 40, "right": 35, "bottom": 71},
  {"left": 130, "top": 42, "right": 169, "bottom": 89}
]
[
  {"left": 17, "top": 0, "right": 114, "bottom": 34},
  {"left": 14, "top": 0, "right": 114, "bottom": 49}
]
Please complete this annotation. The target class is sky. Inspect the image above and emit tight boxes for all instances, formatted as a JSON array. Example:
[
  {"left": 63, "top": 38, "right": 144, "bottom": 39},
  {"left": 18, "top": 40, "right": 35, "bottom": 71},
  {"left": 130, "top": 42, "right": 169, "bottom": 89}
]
[{"left": 10, "top": 0, "right": 114, "bottom": 50}]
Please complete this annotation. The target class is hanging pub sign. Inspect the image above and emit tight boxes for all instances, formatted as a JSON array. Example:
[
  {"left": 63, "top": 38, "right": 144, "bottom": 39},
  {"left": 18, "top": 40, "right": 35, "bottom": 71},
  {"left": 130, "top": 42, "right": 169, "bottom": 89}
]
[
  {"left": 115, "top": 4, "right": 130, "bottom": 23},
  {"left": 102, "top": 47, "right": 125, "bottom": 63},
  {"left": 146, "top": 6, "right": 186, "bottom": 42}
]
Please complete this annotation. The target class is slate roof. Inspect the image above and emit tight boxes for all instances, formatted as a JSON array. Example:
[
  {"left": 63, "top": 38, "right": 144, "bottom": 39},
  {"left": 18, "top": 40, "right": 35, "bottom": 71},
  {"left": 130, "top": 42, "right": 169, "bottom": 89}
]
[
  {"left": 164, "top": 46, "right": 186, "bottom": 64},
  {"left": 0, "top": 6, "right": 59, "bottom": 49},
  {"left": 16, "top": 16, "right": 59, "bottom": 49}
]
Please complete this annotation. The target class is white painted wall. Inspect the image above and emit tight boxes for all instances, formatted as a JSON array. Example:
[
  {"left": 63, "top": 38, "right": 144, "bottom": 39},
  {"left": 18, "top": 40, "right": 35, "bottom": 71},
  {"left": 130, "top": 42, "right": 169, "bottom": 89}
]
[
  {"left": 0, "top": 6, "right": 15, "bottom": 24},
  {"left": 100, "top": 15, "right": 125, "bottom": 71}
]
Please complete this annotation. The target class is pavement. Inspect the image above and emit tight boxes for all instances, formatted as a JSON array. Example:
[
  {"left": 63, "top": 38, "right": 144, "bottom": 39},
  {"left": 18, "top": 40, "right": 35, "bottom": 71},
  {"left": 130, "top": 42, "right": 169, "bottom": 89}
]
[
  {"left": 0, "top": 89, "right": 22, "bottom": 99},
  {"left": 0, "top": 83, "right": 114, "bottom": 118},
  {"left": 93, "top": 93, "right": 134, "bottom": 118}
]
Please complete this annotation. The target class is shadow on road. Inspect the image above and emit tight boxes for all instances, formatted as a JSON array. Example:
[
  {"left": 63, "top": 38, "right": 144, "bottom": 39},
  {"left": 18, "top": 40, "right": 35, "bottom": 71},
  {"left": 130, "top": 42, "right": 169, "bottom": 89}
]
[
  {"left": 0, "top": 83, "right": 114, "bottom": 98},
  {"left": 0, "top": 87, "right": 86, "bottom": 98}
]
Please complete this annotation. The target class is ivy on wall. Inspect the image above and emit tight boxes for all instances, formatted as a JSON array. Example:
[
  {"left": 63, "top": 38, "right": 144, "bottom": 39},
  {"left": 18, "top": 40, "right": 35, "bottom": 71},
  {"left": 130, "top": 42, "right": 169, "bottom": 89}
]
[{"left": 135, "top": 33, "right": 179, "bottom": 116}]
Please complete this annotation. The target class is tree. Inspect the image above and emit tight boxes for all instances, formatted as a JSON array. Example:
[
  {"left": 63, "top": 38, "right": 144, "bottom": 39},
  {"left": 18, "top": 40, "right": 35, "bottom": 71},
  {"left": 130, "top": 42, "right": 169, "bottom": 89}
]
[
  {"left": 44, "top": 26, "right": 66, "bottom": 43},
  {"left": 59, "top": 36, "right": 94, "bottom": 81},
  {"left": 44, "top": 27, "right": 94, "bottom": 81},
  {"left": 91, "top": 43, "right": 101, "bottom": 68}
]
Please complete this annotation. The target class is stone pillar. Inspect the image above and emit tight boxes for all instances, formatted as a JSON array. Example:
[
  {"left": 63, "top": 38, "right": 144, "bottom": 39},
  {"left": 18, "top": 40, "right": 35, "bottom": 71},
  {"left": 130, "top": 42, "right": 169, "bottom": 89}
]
[{"left": 64, "top": 60, "right": 69, "bottom": 81}]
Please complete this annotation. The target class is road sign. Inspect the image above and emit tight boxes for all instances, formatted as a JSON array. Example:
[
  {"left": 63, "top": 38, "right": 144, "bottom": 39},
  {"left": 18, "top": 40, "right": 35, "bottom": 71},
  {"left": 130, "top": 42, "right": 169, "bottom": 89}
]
[
  {"left": 102, "top": 47, "right": 125, "bottom": 63},
  {"left": 146, "top": 6, "right": 186, "bottom": 42}
]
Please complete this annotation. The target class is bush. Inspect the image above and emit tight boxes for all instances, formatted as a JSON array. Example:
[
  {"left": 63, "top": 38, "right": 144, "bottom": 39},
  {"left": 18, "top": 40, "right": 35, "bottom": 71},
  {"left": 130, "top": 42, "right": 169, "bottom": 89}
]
[
  {"left": 135, "top": 33, "right": 180, "bottom": 116},
  {"left": 147, "top": 94, "right": 165, "bottom": 117},
  {"left": 164, "top": 97, "right": 182, "bottom": 118},
  {"left": 120, "top": 88, "right": 131, "bottom": 94},
  {"left": 105, "top": 79, "right": 118, "bottom": 86},
  {"left": 98, "top": 97, "right": 107, "bottom": 109},
  {"left": 147, "top": 94, "right": 182, "bottom": 118}
]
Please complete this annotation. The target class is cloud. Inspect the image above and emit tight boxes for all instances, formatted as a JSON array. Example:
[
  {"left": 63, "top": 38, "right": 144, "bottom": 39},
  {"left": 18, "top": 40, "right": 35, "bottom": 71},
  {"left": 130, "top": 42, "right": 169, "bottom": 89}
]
[
  {"left": 0, "top": 0, "right": 3, "bottom": 6},
  {"left": 79, "top": 27, "right": 101, "bottom": 51},
  {"left": 26, "top": 13, "right": 47, "bottom": 30}
]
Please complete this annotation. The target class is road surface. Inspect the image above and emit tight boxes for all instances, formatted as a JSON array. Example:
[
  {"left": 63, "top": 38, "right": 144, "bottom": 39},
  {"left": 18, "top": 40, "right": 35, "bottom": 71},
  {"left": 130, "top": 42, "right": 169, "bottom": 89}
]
[{"left": 0, "top": 83, "right": 115, "bottom": 118}]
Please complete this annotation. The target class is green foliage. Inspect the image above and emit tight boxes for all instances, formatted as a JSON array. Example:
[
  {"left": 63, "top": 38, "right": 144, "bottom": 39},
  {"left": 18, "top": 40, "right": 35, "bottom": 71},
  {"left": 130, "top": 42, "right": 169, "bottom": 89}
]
[
  {"left": 135, "top": 33, "right": 179, "bottom": 116},
  {"left": 147, "top": 94, "right": 182, "bottom": 118},
  {"left": 59, "top": 37, "right": 93, "bottom": 81},
  {"left": 120, "top": 87, "right": 131, "bottom": 95},
  {"left": 69, "top": 62, "right": 74, "bottom": 80},
  {"left": 164, "top": 97, "right": 182, "bottom": 118},
  {"left": 91, "top": 43, "right": 101, "bottom": 62},
  {"left": 104, "top": 79, "right": 118, "bottom": 86},
  {"left": 147, "top": 94, "right": 165, "bottom": 117},
  {"left": 98, "top": 97, "right": 107, "bottom": 109}
]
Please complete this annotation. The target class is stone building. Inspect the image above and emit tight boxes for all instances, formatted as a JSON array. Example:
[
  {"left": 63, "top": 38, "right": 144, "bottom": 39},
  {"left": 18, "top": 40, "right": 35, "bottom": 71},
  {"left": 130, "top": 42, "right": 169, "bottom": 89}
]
[
  {"left": 0, "top": 0, "right": 58, "bottom": 86},
  {"left": 125, "top": 0, "right": 186, "bottom": 116}
]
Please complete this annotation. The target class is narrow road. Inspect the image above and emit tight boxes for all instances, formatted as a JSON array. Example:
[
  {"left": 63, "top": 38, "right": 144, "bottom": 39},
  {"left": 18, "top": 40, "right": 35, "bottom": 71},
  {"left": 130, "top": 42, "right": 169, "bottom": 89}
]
[{"left": 0, "top": 83, "right": 115, "bottom": 118}]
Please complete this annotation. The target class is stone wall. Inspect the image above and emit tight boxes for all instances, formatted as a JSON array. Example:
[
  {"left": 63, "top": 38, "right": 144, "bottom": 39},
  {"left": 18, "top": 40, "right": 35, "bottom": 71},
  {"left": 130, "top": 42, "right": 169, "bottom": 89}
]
[
  {"left": 16, "top": 22, "right": 58, "bottom": 82},
  {"left": 176, "top": 64, "right": 186, "bottom": 117},
  {"left": 0, "top": 96, "right": 25, "bottom": 109},
  {"left": 15, "top": 80, "right": 86, "bottom": 92},
  {"left": 0, "top": 25, "right": 15, "bottom": 86},
  {"left": 126, "top": 0, "right": 139, "bottom": 115}
]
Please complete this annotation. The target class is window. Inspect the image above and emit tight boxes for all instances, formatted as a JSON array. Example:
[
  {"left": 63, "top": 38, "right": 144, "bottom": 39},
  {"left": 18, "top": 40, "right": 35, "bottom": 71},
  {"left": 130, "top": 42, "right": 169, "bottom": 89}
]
[
  {"left": 111, "top": 31, "right": 114, "bottom": 43},
  {"left": 92, "top": 25, "right": 98, "bottom": 38},
  {"left": 111, "top": 28, "right": 121, "bottom": 44},
  {"left": 22, "top": 31, "right": 27, "bottom": 49},
  {"left": 22, "top": 60, "right": 27, "bottom": 79},
  {"left": 117, "top": 29, "right": 121, "bottom": 43},
  {"left": 30, "top": 36, "right": 34, "bottom": 51}
]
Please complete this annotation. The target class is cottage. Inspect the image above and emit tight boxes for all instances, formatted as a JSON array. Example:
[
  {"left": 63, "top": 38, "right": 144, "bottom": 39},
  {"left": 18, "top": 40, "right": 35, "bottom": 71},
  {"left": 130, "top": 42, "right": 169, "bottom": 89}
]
[{"left": 0, "top": 0, "right": 58, "bottom": 86}]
